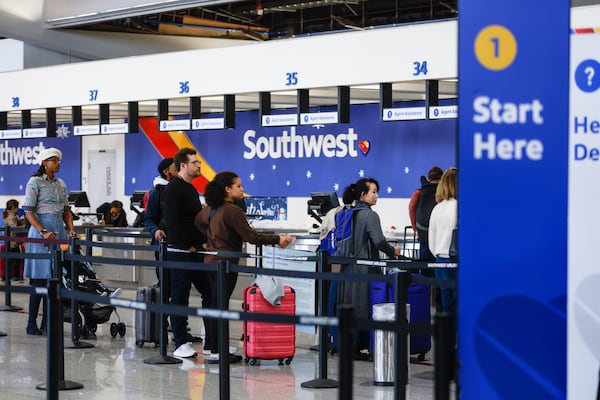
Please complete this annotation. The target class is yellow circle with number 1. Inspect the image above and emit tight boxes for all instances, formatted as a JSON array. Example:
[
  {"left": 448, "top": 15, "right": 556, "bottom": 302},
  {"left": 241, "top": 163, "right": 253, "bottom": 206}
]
[{"left": 474, "top": 25, "right": 518, "bottom": 71}]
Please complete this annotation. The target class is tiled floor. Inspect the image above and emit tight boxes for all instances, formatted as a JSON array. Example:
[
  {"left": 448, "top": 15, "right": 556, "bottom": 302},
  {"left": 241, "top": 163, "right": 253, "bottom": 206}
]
[{"left": 0, "top": 287, "right": 443, "bottom": 400}]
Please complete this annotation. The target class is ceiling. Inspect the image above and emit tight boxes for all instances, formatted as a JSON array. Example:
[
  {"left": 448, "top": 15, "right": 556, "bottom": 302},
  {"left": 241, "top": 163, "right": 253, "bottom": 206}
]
[
  {"left": 5, "top": 0, "right": 599, "bottom": 128},
  {"left": 3, "top": 0, "right": 461, "bottom": 127},
  {"left": 57, "top": 0, "right": 459, "bottom": 41}
]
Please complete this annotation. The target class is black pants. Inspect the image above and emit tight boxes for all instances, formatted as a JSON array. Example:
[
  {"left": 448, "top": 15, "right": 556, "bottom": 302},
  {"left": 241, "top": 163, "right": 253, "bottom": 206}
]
[
  {"left": 205, "top": 268, "right": 238, "bottom": 354},
  {"left": 28, "top": 279, "right": 48, "bottom": 329},
  {"left": 166, "top": 251, "right": 211, "bottom": 349}
]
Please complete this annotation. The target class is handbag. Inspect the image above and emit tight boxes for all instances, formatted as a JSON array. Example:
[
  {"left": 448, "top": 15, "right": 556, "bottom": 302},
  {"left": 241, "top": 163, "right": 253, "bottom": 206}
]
[{"left": 449, "top": 227, "right": 458, "bottom": 260}]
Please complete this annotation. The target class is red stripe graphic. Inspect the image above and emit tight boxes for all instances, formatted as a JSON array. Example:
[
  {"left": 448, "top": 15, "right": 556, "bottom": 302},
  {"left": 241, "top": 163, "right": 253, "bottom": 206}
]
[
  {"left": 139, "top": 117, "right": 180, "bottom": 159},
  {"left": 138, "top": 116, "right": 209, "bottom": 194}
]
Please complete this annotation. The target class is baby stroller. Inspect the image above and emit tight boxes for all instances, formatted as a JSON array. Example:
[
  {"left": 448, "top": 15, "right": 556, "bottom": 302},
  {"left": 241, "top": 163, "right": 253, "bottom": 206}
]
[{"left": 62, "top": 247, "right": 126, "bottom": 340}]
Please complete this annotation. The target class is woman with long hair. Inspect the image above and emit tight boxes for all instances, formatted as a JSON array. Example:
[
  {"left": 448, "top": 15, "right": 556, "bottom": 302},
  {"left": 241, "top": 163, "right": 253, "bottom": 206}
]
[
  {"left": 194, "top": 171, "right": 293, "bottom": 364},
  {"left": 428, "top": 167, "right": 458, "bottom": 313},
  {"left": 338, "top": 177, "right": 402, "bottom": 358}
]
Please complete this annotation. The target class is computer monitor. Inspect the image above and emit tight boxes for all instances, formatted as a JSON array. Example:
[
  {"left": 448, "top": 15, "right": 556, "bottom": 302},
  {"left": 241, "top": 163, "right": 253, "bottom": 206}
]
[
  {"left": 130, "top": 191, "right": 147, "bottom": 214},
  {"left": 307, "top": 191, "right": 340, "bottom": 223},
  {"left": 67, "top": 191, "right": 90, "bottom": 208}
]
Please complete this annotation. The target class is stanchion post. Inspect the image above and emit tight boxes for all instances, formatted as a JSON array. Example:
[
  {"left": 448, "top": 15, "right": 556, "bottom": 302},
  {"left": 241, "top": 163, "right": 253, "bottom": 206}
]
[
  {"left": 217, "top": 259, "right": 231, "bottom": 400},
  {"left": 434, "top": 312, "right": 452, "bottom": 400},
  {"left": 318, "top": 250, "right": 330, "bottom": 377},
  {"left": 44, "top": 278, "right": 59, "bottom": 399},
  {"left": 158, "top": 239, "right": 169, "bottom": 356},
  {"left": 84, "top": 227, "right": 93, "bottom": 257},
  {"left": 392, "top": 271, "right": 409, "bottom": 400},
  {"left": 338, "top": 304, "right": 355, "bottom": 400},
  {"left": 2, "top": 226, "right": 10, "bottom": 282},
  {"left": 144, "top": 239, "right": 180, "bottom": 364},
  {"left": 37, "top": 275, "right": 83, "bottom": 393},
  {"left": 301, "top": 250, "right": 338, "bottom": 389},
  {"left": 66, "top": 236, "right": 93, "bottom": 349}
]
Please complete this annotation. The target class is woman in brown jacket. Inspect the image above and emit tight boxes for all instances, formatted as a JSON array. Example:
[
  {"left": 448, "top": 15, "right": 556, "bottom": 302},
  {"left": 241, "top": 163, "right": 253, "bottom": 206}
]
[{"left": 194, "top": 171, "right": 293, "bottom": 363}]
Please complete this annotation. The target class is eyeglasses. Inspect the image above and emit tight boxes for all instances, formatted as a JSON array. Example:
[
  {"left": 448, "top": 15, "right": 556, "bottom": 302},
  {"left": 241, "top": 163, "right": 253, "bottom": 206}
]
[
  {"left": 186, "top": 160, "right": 201, "bottom": 166},
  {"left": 45, "top": 157, "right": 60, "bottom": 162}
]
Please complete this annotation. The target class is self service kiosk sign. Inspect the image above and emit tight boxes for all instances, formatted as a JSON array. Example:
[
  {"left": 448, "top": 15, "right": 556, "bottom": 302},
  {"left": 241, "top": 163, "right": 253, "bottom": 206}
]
[{"left": 459, "top": 1, "right": 569, "bottom": 399}]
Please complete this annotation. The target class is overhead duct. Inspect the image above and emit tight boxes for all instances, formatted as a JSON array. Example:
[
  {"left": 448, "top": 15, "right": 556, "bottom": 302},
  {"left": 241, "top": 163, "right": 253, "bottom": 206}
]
[{"left": 44, "top": 0, "right": 247, "bottom": 28}]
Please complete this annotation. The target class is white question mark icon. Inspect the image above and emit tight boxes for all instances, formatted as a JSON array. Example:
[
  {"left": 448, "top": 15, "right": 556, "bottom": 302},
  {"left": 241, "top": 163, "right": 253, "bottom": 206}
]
[{"left": 585, "top": 66, "right": 595, "bottom": 86}]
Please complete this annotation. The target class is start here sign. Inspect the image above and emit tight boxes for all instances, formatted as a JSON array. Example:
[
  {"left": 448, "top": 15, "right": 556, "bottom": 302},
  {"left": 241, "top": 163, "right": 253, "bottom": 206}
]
[
  {"left": 459, "top": 0, "right": 569, "bottom": 399},
  {"left": 472, "top": 96, "right": 545, "bottom": 160}
]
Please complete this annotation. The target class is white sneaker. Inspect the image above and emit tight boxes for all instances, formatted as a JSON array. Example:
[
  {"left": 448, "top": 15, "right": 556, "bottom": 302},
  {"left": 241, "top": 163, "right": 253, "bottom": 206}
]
[
  {"left": 173, "top": 342, "right": 197, "bottom": 358},
  {"left": 110, "top": 288, "right": 122, "bottom": 298}
]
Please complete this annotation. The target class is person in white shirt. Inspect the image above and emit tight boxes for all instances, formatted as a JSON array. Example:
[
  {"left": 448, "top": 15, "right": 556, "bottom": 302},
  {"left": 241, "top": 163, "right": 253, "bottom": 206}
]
[{"left": 428, "top": 167, "right": 457, "bottom": 313}]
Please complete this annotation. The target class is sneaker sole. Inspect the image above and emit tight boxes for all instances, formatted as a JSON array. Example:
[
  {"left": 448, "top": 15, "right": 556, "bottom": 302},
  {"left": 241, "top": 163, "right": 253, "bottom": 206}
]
[{"left": 173, "top": 352, "right": 197, "bottom": 358}]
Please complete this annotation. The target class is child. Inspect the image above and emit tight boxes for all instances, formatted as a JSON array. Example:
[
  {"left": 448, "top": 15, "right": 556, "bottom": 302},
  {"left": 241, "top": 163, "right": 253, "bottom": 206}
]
[{"left": 2, "top": 199, "right": 26, "bottom": 281}]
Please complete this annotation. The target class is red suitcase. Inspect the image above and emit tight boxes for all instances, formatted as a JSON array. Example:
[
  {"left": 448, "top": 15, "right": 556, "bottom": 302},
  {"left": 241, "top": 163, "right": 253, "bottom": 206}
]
[{"left": 242, "top": 285, "right": 296, "bottom": 365}]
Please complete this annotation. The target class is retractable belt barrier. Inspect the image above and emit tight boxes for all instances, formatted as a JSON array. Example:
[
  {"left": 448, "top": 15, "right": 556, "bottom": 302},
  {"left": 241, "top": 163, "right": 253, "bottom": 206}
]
[{"left": 0, "top": 230, "right": 457, "bottom": 400}]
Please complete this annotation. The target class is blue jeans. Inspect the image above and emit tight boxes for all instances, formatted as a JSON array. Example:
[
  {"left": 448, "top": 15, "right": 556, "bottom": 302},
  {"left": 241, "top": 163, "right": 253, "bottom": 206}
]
[{"left": 434, "top": 256, "right": 457, "bottom": 313}]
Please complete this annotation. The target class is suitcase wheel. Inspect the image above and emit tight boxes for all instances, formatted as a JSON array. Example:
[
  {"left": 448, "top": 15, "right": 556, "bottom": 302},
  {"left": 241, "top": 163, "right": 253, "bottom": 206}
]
[
  {"left": 285, "top": 356, "right": 293, "bottom": 365},
  {"left": 110, "top": 323, "right": 118, "bottom": 337},
  {"left": 248, "top": 358, "right": 258, "bottom": 366},
  {"left": 117, "top": 322, "right": 126, "bottom": 337},
  {"left": 135, "top": 339, "right": 145, "bottom": 348},
  {"left": 417, "top": 353, "right": 426, "bottom": 362}
]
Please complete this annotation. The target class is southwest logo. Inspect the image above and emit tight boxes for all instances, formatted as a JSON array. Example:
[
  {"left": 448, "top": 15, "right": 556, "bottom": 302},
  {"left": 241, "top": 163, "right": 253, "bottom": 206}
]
[{"left": 358, "top": 140, "right": 370, "bottom": 155}]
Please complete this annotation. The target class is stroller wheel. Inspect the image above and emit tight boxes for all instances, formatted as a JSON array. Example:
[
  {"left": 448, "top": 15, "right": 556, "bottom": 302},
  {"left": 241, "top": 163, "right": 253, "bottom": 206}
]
[
  {"left": 110, "top": 323, "right": 118, "bottom": 338},
  {"left": 117, "top": 322, "right": 126, "bottom": 337},
  {"left": 90, "top": 324, "right": 98, "bottom": 333}
]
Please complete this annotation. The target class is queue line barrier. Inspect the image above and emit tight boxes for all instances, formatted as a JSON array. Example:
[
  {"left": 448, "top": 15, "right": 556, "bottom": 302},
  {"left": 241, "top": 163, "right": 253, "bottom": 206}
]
[{"left": 0, "top": 231, "right": 457, "bottom": 400}]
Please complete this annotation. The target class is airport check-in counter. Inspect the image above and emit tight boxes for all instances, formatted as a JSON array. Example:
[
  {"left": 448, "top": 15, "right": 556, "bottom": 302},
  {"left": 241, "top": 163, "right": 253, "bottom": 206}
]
[{"left": 88, "top": 227, "right": 157, "bottom": 287}]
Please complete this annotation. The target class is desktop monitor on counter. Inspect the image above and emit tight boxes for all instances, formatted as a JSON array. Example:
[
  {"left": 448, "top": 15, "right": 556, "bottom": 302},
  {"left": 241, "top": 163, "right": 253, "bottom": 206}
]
[
  {"left": 307, "top": 191, "right": 340, "bottom": 223},
  {"left": 67, "top": 191, "right": 91, "bottom": 208},
  {"left": 130, "top": 191, "right": 147, "bottom": 214}
]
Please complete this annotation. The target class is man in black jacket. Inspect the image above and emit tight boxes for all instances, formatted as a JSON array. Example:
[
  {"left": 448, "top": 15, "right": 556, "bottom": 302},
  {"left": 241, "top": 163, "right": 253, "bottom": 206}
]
[
  {"left": 163, "top": 148, "right": 212, "bottom": 359},
  {"left": 145, "top": 157, "right": 203, "bottom": 344},
  {"left": 415, "top": 166, "right": 443, "bottom": 261}
]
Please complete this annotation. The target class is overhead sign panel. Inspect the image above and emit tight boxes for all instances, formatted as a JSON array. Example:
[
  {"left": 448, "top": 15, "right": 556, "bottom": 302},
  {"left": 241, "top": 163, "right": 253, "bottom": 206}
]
[
  {"left": 0, "top": 129, "right": 21, "bottom": 139},
  {"left": 74, "top": 125, "right": 100, "bottom": 136},
  {"left": 262, "top": 114, "right": 298, "bottom": 127},
  {"left": 191, "top": 118, "right": 225, "bottom": 130},
  {"left": 458, "top": 0, "right": 569, "bottom": 399},
  {"left": 23, "top": 128, "right": 47, "bottom": 138},
  {"left": 382, "top": 107, "right": 426, "bottom": 121},
  {"left": 101, "top": 123, "right": 129, "bottom": 134},
  {"left": 428, "top": 105, "right": 457, "bottom": 119},
  {"left": 300, "top": 112, "right": 338, "bottom": 125},
  {"left": 159, "top": 119, "right": 190, "bottom": 131}
]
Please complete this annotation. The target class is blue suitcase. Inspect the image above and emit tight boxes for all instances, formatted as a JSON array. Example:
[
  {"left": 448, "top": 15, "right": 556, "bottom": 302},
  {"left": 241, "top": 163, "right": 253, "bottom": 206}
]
[
  {"left": 368, "top": 276, "right": 431, "bottom": 359},
  {"left": 407, "top": 279, "right": 431, "bottom": 360}
]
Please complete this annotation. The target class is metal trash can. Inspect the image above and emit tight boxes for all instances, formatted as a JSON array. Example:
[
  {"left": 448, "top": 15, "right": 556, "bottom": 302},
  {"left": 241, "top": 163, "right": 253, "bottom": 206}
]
[{"left": 372, "top": 303, "right": 410, "bottom": 386}]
